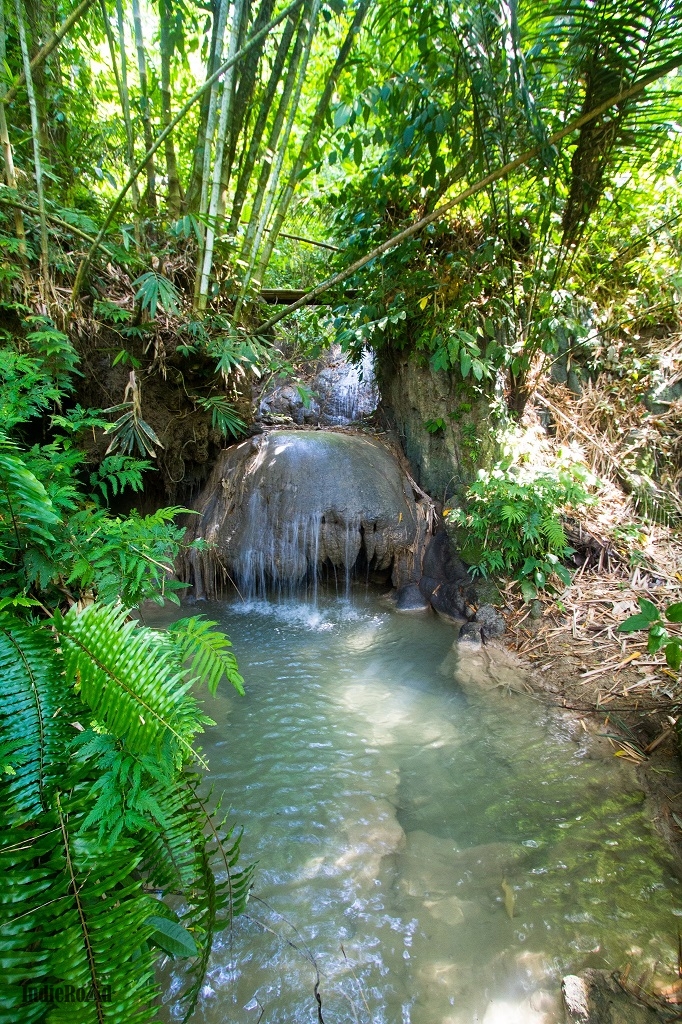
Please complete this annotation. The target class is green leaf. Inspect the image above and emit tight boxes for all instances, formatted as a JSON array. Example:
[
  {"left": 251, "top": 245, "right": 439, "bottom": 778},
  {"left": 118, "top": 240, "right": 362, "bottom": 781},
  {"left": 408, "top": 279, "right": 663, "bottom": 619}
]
[
  {"left": 520, "top": 580, "right": 537, "bottom": 603},
  {"left": 617, "top": 613, "right": 655, "bottom": 633},
  {"left": 665, "top": 641, "right": 682, "bottom": 671},
  {"left": 637, "top": 598, "right": 660, "bottom": 622},
  {"left": 146, "top": 914, "right": 198, "bottom": 958},
  {"left": 665, "top": 603, "right": 682, "bottom": 623}
]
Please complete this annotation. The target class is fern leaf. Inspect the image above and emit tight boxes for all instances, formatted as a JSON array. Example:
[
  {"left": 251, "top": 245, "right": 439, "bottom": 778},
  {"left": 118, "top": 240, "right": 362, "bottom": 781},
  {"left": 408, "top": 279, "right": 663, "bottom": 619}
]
[
  {"left": 0, "top": 615, "right": 76, "bottom": 823},
  {"left": 167, "top": 615, "right": 245, "bottom": 696},
  {"left": 54, "top": 603, "right": 208, "bottom": 764},
  {"left": 0, "top": 439, "right": 60, "bottom": 556},
  {"left": 541, "top": 515, "right": 567, "bottom": 552}
]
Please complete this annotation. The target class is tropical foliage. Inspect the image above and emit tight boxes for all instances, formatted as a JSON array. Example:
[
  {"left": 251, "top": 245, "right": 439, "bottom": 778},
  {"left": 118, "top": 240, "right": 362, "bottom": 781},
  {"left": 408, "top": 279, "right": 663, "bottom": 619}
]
[
  {"left": 1, "top": 0, "right": 682, "bottom": 1012},
  {"left": 448, "top": 451, "right": 596, "bottom": 601},
  {"left": 0, "top": 310, "right": 250, "bottom": 1021}
]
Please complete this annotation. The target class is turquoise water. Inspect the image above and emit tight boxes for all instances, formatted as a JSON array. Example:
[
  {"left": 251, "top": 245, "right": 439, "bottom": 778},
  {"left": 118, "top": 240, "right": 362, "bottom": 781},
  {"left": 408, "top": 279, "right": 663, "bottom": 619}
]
[{"left": 155, "top": 592, "right": 682, "bottom": 1023}]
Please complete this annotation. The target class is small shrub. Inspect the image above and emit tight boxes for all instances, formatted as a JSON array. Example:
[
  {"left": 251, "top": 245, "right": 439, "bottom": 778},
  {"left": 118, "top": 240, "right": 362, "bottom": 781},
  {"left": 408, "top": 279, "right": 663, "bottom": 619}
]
[{"left": 447, "top": 452, "right": 596, "bottom": 601}]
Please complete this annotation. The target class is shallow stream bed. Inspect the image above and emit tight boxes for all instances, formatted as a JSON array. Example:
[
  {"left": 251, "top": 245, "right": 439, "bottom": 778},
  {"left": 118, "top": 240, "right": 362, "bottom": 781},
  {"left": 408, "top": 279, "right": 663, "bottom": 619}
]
[{"left": 154, "top": 592, "right": 682, "bottom": 1023}]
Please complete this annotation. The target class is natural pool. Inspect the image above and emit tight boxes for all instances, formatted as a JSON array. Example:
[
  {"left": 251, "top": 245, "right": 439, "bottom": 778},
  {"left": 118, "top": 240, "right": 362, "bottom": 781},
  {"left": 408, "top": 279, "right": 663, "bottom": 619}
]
[{"left": 155, "top": 591, "right": 682, "bottom": 1023}]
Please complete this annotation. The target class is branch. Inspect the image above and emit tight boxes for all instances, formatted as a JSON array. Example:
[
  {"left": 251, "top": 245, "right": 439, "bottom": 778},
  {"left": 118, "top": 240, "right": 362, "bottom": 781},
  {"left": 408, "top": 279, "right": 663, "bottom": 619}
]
[
  {"left": 4, "top": 0, "right": 97, "bottom": 106},
  {"left": 0, "top": 195, "right": 116, "bottom": 256},
  {"left": 256, "top": 54, "right": 682, "bottom": 332},
  {"left": 71, "top": 0, "right": 306, "bottom": 303}
]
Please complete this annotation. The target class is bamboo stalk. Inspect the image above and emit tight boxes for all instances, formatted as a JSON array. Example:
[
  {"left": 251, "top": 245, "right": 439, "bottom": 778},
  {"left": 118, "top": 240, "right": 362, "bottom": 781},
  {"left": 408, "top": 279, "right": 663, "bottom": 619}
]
[
  {"left": 159, "top": 0, "right": 182, "bottom": 218},
  {"left": 3, "top": 0, "right": 96, "bottom": 106},
  {"left": 193, "top": 0, "right": 230, "bottom": 302},
  {"left": 253, "top": 0, "right": 371, "bottom": 287},
  {"left": 197, "top": 0, "right": 248, "bottom": 309},
  {"left": 234, "top": 0, "right": 317, "bottom": 313},
  {"left": 14, "top": 0, "right": 48, "bottom": 285},
  {"left": 71, "top": 0, "right": 306, "bottom": 302},
  {"left": 223, "top": 0, "right": 275, "bottom": 191},
  {"left": 131, "top": 0, "right": 156, "bottom": 211},
  {"left": 256, "top": 52, "right": 682, "bottom": 333},
  {"left": 226, "top": 5, "right": 299, "bottom": 236},
  {"left": 100, "top": 0, "right": 141, "bottom": 225},
  {"left": 0, "top": 0, "right": 28, "bottom": 274}
]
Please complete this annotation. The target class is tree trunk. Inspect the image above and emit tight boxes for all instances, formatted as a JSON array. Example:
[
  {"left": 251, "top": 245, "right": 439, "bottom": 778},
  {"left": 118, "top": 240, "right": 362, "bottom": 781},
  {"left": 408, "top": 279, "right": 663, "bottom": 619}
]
[
  {"left": 15, "top": 0, "right": 49, "bottom": 286},
  {"left": 253, "top": 0, "right": 371, "bottom": 287},
  {"left": 226, "top": 3, "right": 297, "bottom": 236},
  {"left": 131, "top": 0, "right": 156, "bottom": 212},
  {"left": 159, "top": 0, "right": 182, "bottom": 219}
]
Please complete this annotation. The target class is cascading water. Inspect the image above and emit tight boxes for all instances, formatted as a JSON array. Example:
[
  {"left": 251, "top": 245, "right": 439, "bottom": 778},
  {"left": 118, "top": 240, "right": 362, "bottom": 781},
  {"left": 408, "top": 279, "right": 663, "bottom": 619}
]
[{"left": 182, "top": 430, "right": 431, "bottom": 601}]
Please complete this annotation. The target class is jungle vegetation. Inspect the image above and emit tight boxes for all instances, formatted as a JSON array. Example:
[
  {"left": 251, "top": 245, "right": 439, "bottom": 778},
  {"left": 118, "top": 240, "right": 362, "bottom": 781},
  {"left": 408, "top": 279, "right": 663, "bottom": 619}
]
[{"left": 1, "top": 0, "right": 682, "bottom": 1018}]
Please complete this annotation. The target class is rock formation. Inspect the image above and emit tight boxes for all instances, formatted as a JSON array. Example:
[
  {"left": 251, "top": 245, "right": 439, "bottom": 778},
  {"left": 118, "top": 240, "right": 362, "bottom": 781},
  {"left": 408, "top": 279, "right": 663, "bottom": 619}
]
[{"left": 180, "top": 429, "right": 432, "bottom": 599}]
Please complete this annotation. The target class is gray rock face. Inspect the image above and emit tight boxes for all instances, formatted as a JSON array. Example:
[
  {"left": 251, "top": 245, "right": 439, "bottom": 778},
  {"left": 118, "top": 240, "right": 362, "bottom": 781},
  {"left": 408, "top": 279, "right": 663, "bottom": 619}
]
[
  {"left": 258, "top": 346, "right": 378, "bottom": 427},
  {"left": 376, "top": 351, "right": 497, "bottom": 502},
  {"left": 181, "top": 430, "right": 430, "bottom": 598}
]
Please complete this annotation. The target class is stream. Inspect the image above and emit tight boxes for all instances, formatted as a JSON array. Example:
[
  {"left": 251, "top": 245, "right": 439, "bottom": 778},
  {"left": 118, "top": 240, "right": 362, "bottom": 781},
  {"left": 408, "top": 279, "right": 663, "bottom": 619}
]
[{"left": 154, "top": 590, "right": 682, "bottom": 1023}]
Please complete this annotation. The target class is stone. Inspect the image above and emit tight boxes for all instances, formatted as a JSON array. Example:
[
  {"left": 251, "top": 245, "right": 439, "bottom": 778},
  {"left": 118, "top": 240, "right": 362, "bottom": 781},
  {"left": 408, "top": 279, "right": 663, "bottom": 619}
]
[
  {"left": 562, "top": 970, "right": 662, "bottom": 1024},
  {"left": 422, "top": 529, "right": 470, "bottom": 583},
  {"left": 180, "top": 430, "right": 429, "bottom": 598},
  {"left": 395, "top": 584, "right": 431, "bottom": 612},
  {"left": 474, "top": 603, "right": 505, "bottom": 639},
  {"left": 375, "top": 351, "right": 497, "bottom": 502},
  {"left": 458, "top": 622, "right": 483, "bottom": 647},
  {"left": 426, "top": 579, "right": 478, "bottom": 621}
]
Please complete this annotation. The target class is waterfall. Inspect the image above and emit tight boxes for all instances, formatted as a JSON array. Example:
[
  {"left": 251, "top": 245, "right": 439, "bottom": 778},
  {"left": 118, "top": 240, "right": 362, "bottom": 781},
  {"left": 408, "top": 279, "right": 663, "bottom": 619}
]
[{"left": 182, "top": 431, "right": 426, "bottom": 602}]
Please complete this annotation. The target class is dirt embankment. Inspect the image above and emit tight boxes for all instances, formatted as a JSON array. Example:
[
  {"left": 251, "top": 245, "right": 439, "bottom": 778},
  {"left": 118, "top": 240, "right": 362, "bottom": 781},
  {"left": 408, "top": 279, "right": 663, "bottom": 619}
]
[{"left": 500, "top": 559, "right": 682, "bottom": 872}]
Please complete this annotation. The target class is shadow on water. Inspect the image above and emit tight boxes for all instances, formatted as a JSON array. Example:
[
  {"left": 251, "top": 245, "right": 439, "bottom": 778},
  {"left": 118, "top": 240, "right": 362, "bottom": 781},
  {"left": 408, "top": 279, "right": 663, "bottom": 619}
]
[{"left": 151, "top": 588, "right": 682, "bottom": 1023}]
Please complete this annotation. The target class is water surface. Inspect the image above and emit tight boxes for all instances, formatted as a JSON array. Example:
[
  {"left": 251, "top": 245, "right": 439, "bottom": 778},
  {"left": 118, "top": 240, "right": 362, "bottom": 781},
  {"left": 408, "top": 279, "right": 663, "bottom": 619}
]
[{"left": 155, "top": 592, "right": 681, "bottom": 1023}]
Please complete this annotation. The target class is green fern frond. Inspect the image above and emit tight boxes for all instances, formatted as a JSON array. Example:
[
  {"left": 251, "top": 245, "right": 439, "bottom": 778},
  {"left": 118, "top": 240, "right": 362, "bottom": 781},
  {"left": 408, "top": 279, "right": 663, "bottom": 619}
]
[
  {"left": 540, "top": 515, "right": 567, "bottom": 552},
  {"left": 0, "top": 614, "right": 77, "bottom": 823},
  {"left": 167, "top": 616, "right": 245, "bottom": 696},
  {"left": 54, "top": 603, "right": 209, "bottom": 765},
  {"left": 0, "top": 438, "right": 60, "bottom": 559}
]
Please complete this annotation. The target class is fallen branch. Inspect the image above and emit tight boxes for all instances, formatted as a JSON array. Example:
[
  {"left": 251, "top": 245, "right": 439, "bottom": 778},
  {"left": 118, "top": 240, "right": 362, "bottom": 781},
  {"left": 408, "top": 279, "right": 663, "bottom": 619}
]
[{"left": 0, "top": 195, "right": 116, "bottom": 257}]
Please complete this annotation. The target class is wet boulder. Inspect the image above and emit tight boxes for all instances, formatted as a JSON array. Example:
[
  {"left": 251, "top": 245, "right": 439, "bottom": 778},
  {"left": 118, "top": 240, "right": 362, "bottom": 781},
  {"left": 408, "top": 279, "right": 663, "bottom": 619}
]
[
  {"left": 181, "top": 430, "right": 430, "bottom": 599},
  {"left": 395, "top": 583, "right": 431, "bottom": 613},
  {"left": 475, "top": 604, "right": 505, "bottom": 639}
]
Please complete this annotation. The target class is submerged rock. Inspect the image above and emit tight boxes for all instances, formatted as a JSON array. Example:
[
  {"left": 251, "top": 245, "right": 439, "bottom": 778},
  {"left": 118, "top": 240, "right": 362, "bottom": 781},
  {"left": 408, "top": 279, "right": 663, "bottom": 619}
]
[
  {"left": 562, "top": 970, "right": 661, "bottom": 1024},
  {"left": 181, "top": 429, "right": 431, "bottom": 599}
]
